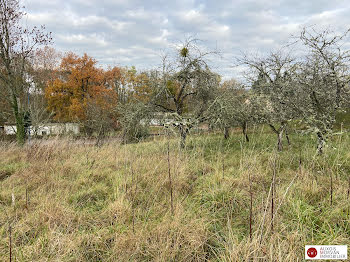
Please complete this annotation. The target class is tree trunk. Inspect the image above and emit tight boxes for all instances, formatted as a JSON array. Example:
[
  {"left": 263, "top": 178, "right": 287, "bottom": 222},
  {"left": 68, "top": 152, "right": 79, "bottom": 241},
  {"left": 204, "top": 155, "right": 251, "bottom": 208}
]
[
  {"left": 13, "top": 95, "right": 26, "bottom": 145},
  {"left": 285, "top": 126, "right": 291, "bottom": 146},
  {"left": 224, "top": 126, "right": 229, "bottom": 139},
  {"left": 277, "top": 129, "right": 284, "bottom": 152},
  {"left": 95, "top": 124, "right": 105, "bottom": 147},
  {"left": 317, "top": 131, "right": 325, "bottom": 155},
  {"left": 179, "top": 125, "right": 189, "bottom": 149},
  {"left": 269, "top": 123, "right": 286, "bottom": 152},
  {"left": 242, "top": 122, "right": 249, "bottom": 142},
  {"left": 180, "top": 130, "right": 187, "bottom": 149},
  {"left": 16, "top": 114, "right": 26, "bottom": 145}
]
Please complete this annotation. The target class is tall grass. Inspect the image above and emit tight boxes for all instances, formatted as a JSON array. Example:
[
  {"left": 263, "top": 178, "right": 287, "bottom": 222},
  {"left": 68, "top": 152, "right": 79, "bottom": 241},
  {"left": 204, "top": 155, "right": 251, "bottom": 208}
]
[{"left": 0, "top": 129, "right": 349, "bottom": 261}]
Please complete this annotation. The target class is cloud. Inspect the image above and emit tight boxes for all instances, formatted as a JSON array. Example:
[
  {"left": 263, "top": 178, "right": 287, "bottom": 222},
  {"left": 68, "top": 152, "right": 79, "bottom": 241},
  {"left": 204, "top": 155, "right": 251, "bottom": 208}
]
[
  {"left": 21, "top": 0, "right": 350, "bottom": 79},
  {"left": 57, "top": 33, "right": 108, "bottom": 47}
]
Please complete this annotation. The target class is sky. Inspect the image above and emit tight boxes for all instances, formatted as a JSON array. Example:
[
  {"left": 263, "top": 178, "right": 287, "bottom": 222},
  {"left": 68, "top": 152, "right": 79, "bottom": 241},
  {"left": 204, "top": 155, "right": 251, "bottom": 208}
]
[{"left": 22, "top": 0, "right": 350, "bottom": 79}]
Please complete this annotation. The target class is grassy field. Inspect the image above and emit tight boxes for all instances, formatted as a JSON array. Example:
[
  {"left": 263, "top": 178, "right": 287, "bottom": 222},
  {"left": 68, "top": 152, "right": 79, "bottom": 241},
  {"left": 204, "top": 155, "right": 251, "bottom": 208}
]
[{"left": 0, "top": 127, "right": 350, "bottom": 261}]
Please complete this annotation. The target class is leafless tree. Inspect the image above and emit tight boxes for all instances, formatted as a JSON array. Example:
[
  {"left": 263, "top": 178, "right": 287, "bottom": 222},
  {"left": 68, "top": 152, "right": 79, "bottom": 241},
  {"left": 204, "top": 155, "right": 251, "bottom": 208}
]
[
  {"left": 238, "top": 51, "right": 299, "bottom": 151},
  {"left": 294, "top": 27, "right": 350, "bottom": 153},
  {"left": 26, "top": 47, "right": 61, "bottom": 137},
  {"left": 206, "top": 78, "right": 255, "bottom": 141},
  {"left": 0, "top": 0, "right": 51, "bottom": 144},
  {"left": 151, "top": 38, "right": 220, "bottom": 147}
]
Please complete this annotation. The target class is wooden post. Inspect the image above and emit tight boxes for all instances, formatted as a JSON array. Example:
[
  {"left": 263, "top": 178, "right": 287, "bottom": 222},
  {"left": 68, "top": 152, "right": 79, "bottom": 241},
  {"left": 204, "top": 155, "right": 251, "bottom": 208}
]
[
  {"left": 330, "top": 171, "right": 333, "bottom": 206},
  {"left": 9, "top": 223, "right": 12, "bottom": 262},
  {"left": 167, "top": 140, "right": 174, "bottom": 215},
  {"left": 271, "top": 158, "right": 276, "bottom": 232},
  {"left": 249, "top": 173, "right": 253, "bottom": 240},
  {"left": 25, "top": 188, "right": 28, "bottom": 209}
]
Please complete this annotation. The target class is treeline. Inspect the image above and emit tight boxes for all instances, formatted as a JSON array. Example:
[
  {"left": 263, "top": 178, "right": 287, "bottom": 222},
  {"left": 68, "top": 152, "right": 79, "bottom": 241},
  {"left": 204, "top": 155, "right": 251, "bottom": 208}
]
[{"left": 1, "top": 0, "right": 350, "bottom": 154}]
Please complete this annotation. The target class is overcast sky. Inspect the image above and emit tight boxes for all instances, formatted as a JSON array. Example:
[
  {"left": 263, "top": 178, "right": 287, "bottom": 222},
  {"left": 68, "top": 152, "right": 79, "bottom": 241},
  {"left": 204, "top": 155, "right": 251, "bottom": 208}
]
[{"left": 22, "top": 0, "right": 350, "bottom": 79}]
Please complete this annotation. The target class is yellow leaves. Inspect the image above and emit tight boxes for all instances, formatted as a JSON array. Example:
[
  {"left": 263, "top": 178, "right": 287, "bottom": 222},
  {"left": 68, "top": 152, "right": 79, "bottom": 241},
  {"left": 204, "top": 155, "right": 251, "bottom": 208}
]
[
  {"left": 132, "top": 72, "right": 152, "bottom": 102},
  {"left": 45, "top": 79, "right": 71, "bottom": 121},
  {"left": 69, "top": 98, "right": 86, "bottom": 121},
  {"left": 107, "top": 67, "right": 153, "bottom": 103},
  {"left": 166, "top": 80, "right": 179, "bottom": 97}
]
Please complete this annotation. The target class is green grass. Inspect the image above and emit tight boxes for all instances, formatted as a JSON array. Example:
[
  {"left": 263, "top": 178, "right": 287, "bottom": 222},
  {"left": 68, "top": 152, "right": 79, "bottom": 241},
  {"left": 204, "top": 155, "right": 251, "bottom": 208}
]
[{"left": 0, "top": 128, "right": 350, "bottom": 261}]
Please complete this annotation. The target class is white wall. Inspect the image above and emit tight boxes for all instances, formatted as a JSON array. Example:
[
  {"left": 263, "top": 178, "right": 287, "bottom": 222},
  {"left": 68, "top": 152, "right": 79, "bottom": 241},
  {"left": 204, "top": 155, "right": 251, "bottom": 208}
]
[
  {"left": 65, "top": 123, "right": 80, "bottom": 134},
  {"left": 4, "top": 125, "right": 17, "bottom": 135},
  {"left": 4, "top": 123, "right": 80, "bottom": 136}
]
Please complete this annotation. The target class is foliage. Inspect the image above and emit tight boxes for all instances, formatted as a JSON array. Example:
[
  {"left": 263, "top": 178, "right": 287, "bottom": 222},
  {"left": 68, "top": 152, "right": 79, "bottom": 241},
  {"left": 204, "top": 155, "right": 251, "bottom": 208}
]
[
  {"left": 45, "top": 53, "right": 119, "bottom": 128},
  {"left": 117, "top": 101, "right": 152, "bottom": 142},
  {"left": 1, "top": 131, "right": 350, "bottom": 261}
]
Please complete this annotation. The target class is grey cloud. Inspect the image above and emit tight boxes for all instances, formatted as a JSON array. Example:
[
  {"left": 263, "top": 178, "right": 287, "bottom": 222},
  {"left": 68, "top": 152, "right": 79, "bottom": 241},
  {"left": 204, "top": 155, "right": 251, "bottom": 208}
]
[{"left": 21, "top": 0, "right": 350, "bottom": 79}]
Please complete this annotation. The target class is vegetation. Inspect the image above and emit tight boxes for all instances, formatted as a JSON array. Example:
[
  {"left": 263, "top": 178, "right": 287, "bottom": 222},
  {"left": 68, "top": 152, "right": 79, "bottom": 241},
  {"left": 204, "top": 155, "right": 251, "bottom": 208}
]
[
  {"left": 0, "top": 0, "right": 51, "bottom": 144},
  {"left": 2, "top": 2, "right": 349, "bottom": 152},
  {"left": 0, "top": 129, "right": 350, "bottom": 261},
  {"left": 1, "top": 1, "right": 350, "bottom": 260}
]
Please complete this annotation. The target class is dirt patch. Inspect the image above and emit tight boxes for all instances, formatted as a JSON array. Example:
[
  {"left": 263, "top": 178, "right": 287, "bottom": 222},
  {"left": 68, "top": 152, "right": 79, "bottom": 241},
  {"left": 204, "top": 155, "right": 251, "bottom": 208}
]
[{"left": 0, "top": 170, "right": 12, "bottom": 181}]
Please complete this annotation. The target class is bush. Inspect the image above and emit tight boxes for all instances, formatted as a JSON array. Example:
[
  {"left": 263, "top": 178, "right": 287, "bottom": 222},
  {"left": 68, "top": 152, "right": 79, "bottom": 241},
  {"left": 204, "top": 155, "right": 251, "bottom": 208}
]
[{"left": 118, "top": 101, "right": 151, "bottom": 143}]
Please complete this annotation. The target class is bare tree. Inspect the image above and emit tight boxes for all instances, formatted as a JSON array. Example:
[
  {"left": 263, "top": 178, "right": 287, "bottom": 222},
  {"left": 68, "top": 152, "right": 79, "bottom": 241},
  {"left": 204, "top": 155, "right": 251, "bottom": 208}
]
[
  {"left": 238, "top": 27, "right": 350, "bottom": 154},
  {"left": 27, "top": 47, "right": 60, "bottom": 136},
  {"left": 0, "top": 0, "right": 51, "bottom": 144},
  {"left": 84, "top": 94, "right": 119, "bottom": 146},
  {"left": 295, "top": 27, "right": 350, "bottom": 153},
  {"left": 238, "top": 51, "right": 298, "bottom": 151},
  {"left": 151, "top": 38, "right": 220, "bottom": 147},
  {"left": 206, "top": 79, "right": 255, "bottom": 141}
]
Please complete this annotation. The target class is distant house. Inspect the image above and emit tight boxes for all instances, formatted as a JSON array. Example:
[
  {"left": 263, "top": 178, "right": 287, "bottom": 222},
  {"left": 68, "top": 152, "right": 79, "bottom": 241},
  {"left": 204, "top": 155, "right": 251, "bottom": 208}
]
[
  {"left": 144, "top": 113, "right": 192, "bottom": 127},
  {"left": 144, "top": 117, "right": 173, "bottom": 126},
  {"left": 4, "top": 123, "right": 80, "bottom": 136},
  {"left": 4, "top": 125, "right": 16, "bottom": 135}
]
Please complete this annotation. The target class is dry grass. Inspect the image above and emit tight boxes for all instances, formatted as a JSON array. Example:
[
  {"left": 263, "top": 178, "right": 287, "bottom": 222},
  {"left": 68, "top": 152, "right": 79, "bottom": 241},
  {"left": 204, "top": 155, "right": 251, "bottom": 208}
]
[{"left": 0, "top": 130, "right": 349, "bottom": 261}]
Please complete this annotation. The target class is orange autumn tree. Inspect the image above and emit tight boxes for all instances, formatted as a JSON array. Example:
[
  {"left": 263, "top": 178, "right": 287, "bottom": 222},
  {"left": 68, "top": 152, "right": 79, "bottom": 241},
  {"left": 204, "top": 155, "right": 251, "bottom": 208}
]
[
  {"left": 104, "top": 66, "right": 154, "bottom": 103},
  {"left": 132, "top": 71, "right": 153, "bottom": 103},
  {"left": 117, "top": 67, "right": 153, "bottom": 103},
  {"left": 45, "top": 53, "right": 118, "bottom": 124},
  {"left": 104, "top": 66, "right": 129, "bottom": 103}
]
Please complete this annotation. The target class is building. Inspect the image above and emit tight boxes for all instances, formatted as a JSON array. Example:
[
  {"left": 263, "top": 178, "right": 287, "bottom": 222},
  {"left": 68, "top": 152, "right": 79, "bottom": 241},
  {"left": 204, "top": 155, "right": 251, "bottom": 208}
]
[
  {"left": 144, "top": 112, "right": 192, "bottom": 127},
  {"left": 4, "top": 123, "right": 80, "bottom": 136},
  {"left": 4, "top": 125, "right": 16, "bottom": 135}
]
